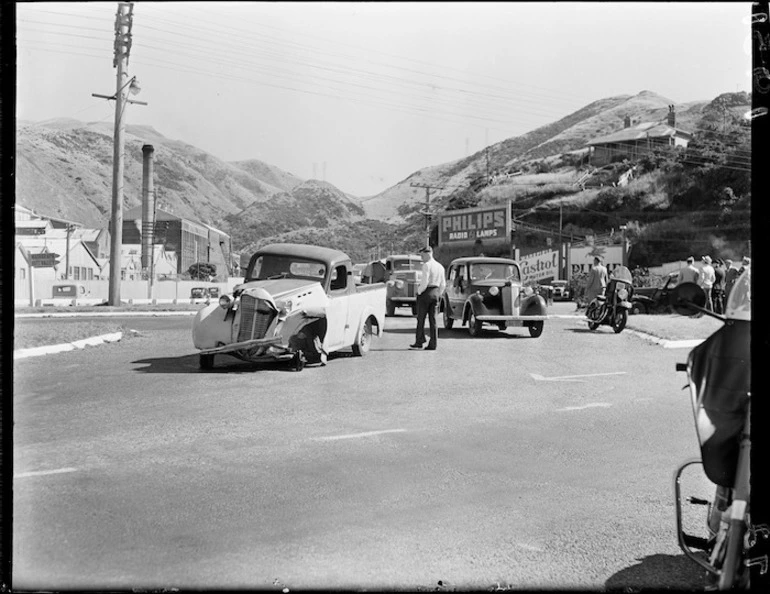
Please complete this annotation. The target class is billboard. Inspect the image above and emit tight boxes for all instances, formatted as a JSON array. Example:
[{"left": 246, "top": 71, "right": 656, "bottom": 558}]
[
  {"left": 437, "top": 203, "right": 511, "bottom": 247},
  {"left": 518, "top": 248, "right": 560, "bottom": 283},
  {"left": 568, "top": 245, "right": 624, "bottom": 276}
]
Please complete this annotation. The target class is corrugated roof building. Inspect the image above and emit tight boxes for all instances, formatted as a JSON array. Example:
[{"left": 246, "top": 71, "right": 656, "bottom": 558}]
[{"left": 585, "top": 107, "right": 693, "bottom": 167}]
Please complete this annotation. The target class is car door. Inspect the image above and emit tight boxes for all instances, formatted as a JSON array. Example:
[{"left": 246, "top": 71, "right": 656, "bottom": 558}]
[
  {"left": 448, "top": 263, "right": 467, "bottom": 318},
  {"left": 325, "top": 263, "right": 351, "bottom": 350}
]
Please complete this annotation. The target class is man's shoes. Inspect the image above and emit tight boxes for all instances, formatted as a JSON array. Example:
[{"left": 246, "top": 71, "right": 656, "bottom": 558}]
[
  {"left": 409, "top": 343, "right": 424, "bottom": 350},
  {"left": 424, "top": 344, "right": 437, "bottom": 350}
]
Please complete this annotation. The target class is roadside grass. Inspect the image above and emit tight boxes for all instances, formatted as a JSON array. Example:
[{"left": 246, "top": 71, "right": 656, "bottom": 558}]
[
  {"left": 625, "top": 312, "right": 723, "bottom": 341},
  {"left": 12, "top": 320, "right": 137, "bottom": 350}
]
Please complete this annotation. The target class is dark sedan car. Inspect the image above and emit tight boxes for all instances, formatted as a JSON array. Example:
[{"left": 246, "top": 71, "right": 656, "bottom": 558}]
[{"left": 441, "top": 257, "right": 548, "bottom": 337}]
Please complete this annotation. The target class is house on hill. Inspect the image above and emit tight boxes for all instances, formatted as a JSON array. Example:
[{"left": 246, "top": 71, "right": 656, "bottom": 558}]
[{"left": 586, "top": 106, "right": 693, "bottom": 167}]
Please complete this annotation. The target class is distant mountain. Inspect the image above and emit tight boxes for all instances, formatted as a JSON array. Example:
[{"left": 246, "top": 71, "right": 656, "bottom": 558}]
[
  {"left": 14, "top": 90, "right": 750, "bottom": 261},
  {"left": 15, "top": 120, "right": 306, "bottom": 229}
]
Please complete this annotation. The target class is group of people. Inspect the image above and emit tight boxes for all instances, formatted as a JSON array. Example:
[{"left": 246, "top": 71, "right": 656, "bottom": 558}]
[{"left": 677, "top": 255, "right": 751, "bottom": 314}]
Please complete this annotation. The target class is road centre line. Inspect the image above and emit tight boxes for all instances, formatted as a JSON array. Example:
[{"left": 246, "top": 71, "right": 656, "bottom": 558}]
[
  {"left": 530, "top": 371, "right": 626, "bottom": 382},
  {"left": 15, "top": 467, "right": 78, "bottom": 479},
  {"left": 555, "top": 403, "right": 613, "bottom": 412},
  {"left": 313, "top": 429, "right": 407, "bottom": 441}
]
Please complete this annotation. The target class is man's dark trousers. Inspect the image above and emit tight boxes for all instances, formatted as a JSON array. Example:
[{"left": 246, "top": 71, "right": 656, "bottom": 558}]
[{"left": 414, "top": 287, "right": 440, "bottom": 347}]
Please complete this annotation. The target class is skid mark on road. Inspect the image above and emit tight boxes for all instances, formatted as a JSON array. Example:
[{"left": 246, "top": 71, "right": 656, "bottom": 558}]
[
  {"left": 312, "top": 429, "right": 407, "bottom": 441},
  {"left": 15, "top": 467, "right": 78, "bottom": 479},
  {"left": 555, "top": 403, "right": 612, "bottom": 412}
]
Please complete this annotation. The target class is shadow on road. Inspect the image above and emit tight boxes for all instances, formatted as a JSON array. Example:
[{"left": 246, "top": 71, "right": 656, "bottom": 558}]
[
  {"left": 131, "top": 352, "right": 347, "bottom": 373},
  {"left": 604, "top": 553, "right": 705, "bottom": 591},
  {"left": 384, "top": 327, "right": 529, "bottom": 340}
]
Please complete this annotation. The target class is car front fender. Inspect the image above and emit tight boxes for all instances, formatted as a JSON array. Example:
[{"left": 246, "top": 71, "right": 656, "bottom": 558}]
[{"left": 520, "top": 294, "right": 547, "bottom": 316}]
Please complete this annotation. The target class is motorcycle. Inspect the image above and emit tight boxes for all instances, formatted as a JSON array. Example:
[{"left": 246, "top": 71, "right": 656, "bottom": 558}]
[
  {"left": 670, "top": 268, "right": 767, "bottom": 589},
  {"left": 585, "top": 265, "right": 634, "bottom": 333}
]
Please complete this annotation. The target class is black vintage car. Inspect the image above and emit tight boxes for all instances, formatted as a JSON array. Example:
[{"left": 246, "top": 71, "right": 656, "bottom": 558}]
[{"left": 441, "top": 257, "right": 548, "bottom": 337}]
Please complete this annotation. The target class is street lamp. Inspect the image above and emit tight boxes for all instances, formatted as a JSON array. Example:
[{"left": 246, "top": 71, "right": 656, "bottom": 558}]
[{"left": 619, "top": 224, "right": 628, "bottom": 266}]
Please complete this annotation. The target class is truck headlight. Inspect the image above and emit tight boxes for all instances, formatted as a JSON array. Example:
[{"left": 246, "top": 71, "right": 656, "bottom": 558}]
[
  {"left": 219, "top": 295, "right": 232, "bottom": 309},
  {"left": 488, "top": 286, "right": 499, "bottom": 296},
  {"left": 395, "top": 280, "right": 405, "bottom": 289},
  {"left": 523, "top": 286, "right": 534, "bottom": 296},
  {"left": 278, "top": 299, "right": 294, "bottom": 316},
  {"left": 386, "top": 280, "right": 395, "bottom": 287}
]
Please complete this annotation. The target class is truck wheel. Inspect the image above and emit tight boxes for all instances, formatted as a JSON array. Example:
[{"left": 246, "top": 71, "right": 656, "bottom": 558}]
[
  {"left": 528, "top": 322, "right": 544, "bottom": 338},
  {"left": 386, "top": 300, "right": 396, "bottom": 317},
  {"left": 199, "top": 354, "right": 215, "bottom": 370},
  {"left": 631, "top": 302, "right": 646, "bottom": 315},
  {"left": 352, "top": 318, "right": 373, "bottom": 356},
  {"left": 468, "top": 310, "right": 482, "bottom": 337},
  {"left": 442, "top": 302, "right": 454, "bottom": 329}
]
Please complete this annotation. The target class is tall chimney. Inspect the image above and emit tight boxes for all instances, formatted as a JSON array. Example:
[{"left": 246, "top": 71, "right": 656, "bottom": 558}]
[
  {"left": 141, "top": 144, "right": 155, "bottom": 272},
  {"left": 667, "top": 105, "right": 676, "bottom": 128}
]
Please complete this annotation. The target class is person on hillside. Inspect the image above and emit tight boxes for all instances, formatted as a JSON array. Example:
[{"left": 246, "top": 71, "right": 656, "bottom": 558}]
[
  {"left": 677, "top": 256, "right": 700, "bottom": 286},
  {"left": 584, "top": 256, "right": 608, "bottom": 306},
  {"left": 409, "top": 246, "right": 446, "bottom": 351},
  {"left": 712, "top": 259, "right": 726, "bottom": 314},
  {"left": 699, "top": 255, "right": 716, "bottom": 312}
]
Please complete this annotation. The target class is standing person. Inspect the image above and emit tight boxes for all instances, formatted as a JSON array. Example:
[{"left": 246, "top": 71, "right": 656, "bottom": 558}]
[
  {"left": 724, "top": 258, "right": 739, "bottom": 301},
  {"left": 410, "top": 246, "right": 446, "bottom": 351},
  {"left": 677, "top": 256, "right": 700, "bottom": 286},
  {"left": 699, "top": 255, "right": 716, "bottom": 311},
  {"left": 712, "top": 259, "right": 726, "bottom": 314},
  {"left": 584, "top": 256, "right": 608, "bottom": 306}
]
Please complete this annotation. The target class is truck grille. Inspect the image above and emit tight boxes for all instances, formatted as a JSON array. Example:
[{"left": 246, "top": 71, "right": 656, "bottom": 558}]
[{"left": 238, "top": 295, "right": 276, "bottom": 342}]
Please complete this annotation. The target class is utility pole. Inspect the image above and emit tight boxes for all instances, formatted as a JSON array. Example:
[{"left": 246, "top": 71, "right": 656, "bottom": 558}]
[
  {"left": 92, "top": 2, "right": 146, "bottom": 305},
  {"left": 411, "top": 182, "right": 444, "bottom": 247}
]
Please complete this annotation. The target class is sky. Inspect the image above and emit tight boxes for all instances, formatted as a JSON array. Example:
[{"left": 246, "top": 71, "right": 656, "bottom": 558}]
[{"left": 16, "top": 2, "right": 753, "bottom": 197}]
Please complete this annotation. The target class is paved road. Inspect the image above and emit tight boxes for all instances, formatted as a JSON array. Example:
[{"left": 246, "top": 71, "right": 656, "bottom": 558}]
[{"left": 13, "top": 308, "right": 712, "bottom": 590}]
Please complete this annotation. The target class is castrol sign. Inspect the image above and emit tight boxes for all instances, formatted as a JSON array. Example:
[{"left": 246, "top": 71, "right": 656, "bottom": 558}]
[{"left": 437, "top": 203, "right": 511, "bottom": 246}]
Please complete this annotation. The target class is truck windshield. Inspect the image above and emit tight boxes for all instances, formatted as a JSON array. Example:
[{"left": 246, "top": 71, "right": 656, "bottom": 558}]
[
  {"left": 246, "top": 255, "right": 327, "bottom": 282},
  {"left": 392, "top": 258, "right": 421, "bottom": 271}
]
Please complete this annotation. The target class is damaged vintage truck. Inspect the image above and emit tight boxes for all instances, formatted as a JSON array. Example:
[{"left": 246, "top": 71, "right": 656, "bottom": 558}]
[{"left": 192, "top": 243, "right": 386, "bottom": 371}]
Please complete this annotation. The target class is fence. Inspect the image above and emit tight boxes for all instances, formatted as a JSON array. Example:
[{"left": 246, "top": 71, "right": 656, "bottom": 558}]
[{"left": 14, "top": 277, "right": 246, "bottom": 307}]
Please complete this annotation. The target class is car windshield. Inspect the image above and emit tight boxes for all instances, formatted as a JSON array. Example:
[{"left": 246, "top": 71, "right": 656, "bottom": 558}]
[
  {"left": 392, "top": 258, "right": 421, "bottom": 271},
  {"left": 469, "top": 262, "right": 520, "bottom": 281},
  {"left": 246, "top": 255, "right": 327, "bottom": 282}
]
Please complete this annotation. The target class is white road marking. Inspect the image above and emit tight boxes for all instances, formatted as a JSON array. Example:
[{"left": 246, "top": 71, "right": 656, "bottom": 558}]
[
  {"left": 313, "top": 429, "right": 407, "bottom": 441},
  {"left": 15, "top": 467, "right": 78, "bottom": 479},
  {"left": 512, "top": 542, "right": 545, "bottom": 552},
  {"left": 556, "top": 403, "right": 613, "bottom": 412},
  {"left": 662, "top": 339, "right": 705, "bottom": 349},
  {"left": 530, "top": 371, "right": 626, "bottom": 382}
]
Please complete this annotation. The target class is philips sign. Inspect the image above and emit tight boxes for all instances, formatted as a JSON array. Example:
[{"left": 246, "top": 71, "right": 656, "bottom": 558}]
[{"left": 438, "top": 204, "right": 511, "bottom": 246}]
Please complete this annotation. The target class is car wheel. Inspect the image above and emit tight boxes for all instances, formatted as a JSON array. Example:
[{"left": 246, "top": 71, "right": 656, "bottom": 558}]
[
  {"left": 199, "top": 354, "right": 214, "bottom": 370},
  {"left": 468, "top": 310, "right": 482, "bottom": 337},
  {"left": 612, "top": 309, "right": 628, "bottom": 333},
  {"left": 386, "top": 299, "right": 396, "bottom": 317},
  {"left": 352, "top": 318, "right": 373, "bottom": 356},
  {"left": 528, "top": 322, "right": 544, "bottom": 338},
  {"left": 631, "top": 301, "right": 646, "bottom": 315},
  {"left": 442, "top": 301, "right": 454, "bottom": 329}
]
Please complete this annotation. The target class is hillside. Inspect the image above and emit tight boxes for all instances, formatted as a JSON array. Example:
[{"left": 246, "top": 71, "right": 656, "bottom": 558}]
[
  {"left": 15, "top": 120, "right": 305, "bottom": 229},
  {"left": 361, "top": 90, "right": 714, "bottom": 221}
]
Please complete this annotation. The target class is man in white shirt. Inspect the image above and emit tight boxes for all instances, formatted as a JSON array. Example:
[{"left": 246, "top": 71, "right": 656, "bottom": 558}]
[{"left": 410, "top": 245, "right": 446, "bottom": 351}]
